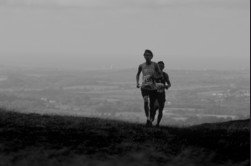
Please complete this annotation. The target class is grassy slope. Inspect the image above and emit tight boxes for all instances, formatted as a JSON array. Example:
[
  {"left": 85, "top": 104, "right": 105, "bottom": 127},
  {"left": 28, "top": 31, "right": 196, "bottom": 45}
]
[{"left": 0, "top": 108, "right": 249, "bottom": 166}]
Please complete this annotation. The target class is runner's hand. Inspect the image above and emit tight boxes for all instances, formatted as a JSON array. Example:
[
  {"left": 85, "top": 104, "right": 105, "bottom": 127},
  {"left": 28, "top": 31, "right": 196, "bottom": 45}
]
[
  {"left": 137, "top": 84, "right": 140, "bottom": 88},
  {"left": 165, "top": 85, "right": 170, "bottom": 89}
]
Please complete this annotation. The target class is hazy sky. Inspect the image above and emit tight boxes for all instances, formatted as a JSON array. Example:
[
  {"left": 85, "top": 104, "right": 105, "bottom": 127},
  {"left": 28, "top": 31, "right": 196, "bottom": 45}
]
[{"left": 0, "top": 0, "right": 250, "bottom": 70}]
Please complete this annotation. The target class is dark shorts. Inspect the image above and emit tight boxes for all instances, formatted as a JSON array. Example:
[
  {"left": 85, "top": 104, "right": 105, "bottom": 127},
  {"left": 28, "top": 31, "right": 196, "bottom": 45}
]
[
  {"left": 141, "top": 88, "right": 157, "bottom": 100},
  {"left": 156, "top": 92, "right": 166, "bottom": 104}
]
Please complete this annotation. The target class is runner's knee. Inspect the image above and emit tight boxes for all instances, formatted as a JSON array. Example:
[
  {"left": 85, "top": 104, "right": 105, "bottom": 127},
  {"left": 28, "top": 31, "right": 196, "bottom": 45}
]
[
  {"left": 159, "top": 110, "right": 163, "bottom": 116},
  {"left": 159, "top": 102, "right": 165, "bottom": 109}
]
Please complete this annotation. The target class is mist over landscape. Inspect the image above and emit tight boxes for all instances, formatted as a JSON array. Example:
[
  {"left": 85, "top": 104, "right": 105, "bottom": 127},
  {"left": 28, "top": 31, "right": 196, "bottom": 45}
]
[
  {"left": 0, "top": 0, "right": 250, "bottom": 165},
  {"left": 0, "top": 65, "right": 249, "bottom": 126},
  {"left": 0, "top": 0, "right": 250, "bottom": 125},
  {"left": 0, "top": 0, "right": 250, "bottom": 71}
]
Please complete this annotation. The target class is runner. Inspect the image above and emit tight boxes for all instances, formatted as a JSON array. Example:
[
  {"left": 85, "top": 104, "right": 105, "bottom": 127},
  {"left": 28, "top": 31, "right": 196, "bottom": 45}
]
[
  {"left": 136, "top": 50, "right": 161, "bottom": 126},
  {"left": 152, "top": 61, "right": 171, "bottom": 127}
]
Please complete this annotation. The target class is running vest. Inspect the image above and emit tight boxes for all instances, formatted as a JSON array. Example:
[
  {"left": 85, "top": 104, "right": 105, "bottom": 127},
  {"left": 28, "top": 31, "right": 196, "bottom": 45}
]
[{"left": 141, "top": 62, "right": 157, "bottom": 90}]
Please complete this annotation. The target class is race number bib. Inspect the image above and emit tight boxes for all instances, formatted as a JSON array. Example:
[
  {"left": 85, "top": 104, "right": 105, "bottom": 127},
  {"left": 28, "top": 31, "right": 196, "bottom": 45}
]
[
  {"left": 143, "top": 75, "right": 152, "bottom": 85},
  {"left": 142, "top": 75, "right": 154, "bottom": 89}
]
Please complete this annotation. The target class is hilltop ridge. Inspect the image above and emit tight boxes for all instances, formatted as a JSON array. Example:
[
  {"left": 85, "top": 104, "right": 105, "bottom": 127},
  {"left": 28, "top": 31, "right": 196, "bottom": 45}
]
[{"left": 0, "top": 108, "right": 249, "bottom": 166}]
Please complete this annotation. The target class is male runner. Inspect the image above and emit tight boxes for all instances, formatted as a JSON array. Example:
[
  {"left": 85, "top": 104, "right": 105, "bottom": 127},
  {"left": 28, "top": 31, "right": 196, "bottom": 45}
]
[
  {"left": 136, "top": 50, "right": 161, "bottom": 126},
  {"left": 152, "top": 61, "right": 171, "bottom": 127}
]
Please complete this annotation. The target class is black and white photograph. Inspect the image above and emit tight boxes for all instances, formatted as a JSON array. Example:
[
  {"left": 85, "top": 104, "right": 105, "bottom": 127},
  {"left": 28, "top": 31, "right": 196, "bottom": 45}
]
[{"left": 0, "top": 0, "right": 250, "bottom": 166}]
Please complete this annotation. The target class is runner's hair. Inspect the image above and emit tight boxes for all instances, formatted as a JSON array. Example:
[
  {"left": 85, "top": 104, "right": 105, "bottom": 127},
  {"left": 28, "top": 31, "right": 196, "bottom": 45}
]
[
  {"left": 144, "top": 49, "right": 153, "bottom": 56},
  {"left": 158, "top": 61, "right": 164, "bottom": 65}
]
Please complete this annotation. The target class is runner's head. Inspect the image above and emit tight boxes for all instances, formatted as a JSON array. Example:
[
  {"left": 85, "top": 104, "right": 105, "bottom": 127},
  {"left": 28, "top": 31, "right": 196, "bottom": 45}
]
[
  {"left": 157, "top": 61, "right": 165, "bottom": 71},
  {"left": 143, "top": 49, "right": 153, "bottom": 63}
]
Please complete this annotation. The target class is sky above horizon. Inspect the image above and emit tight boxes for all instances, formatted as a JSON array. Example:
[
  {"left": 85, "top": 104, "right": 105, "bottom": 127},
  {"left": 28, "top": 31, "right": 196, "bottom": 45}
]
[{"left": 0, "top": 0, "right": 250, "bottom": 70}]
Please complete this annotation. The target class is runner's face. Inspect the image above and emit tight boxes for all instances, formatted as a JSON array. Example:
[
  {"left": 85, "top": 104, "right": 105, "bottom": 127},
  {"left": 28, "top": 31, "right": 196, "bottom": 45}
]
[
  {"left": 158, "top": 64, "right": 165, "bottom": 71},
  {"left": 143, "top": 53, "right": 153, "bottom": 62}
]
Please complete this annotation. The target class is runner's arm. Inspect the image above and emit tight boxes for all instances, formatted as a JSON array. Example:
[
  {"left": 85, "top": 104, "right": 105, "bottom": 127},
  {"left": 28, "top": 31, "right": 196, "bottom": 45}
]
[
  {"left": 164, "top": 73, "right": 171, "bottom": 89},
  {"left": 136, "top": 65, "right": 142, "bottom": 88}
]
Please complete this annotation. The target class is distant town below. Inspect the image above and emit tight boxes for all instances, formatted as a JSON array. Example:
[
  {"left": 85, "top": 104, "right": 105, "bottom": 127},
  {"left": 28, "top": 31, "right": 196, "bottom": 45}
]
[{"left": 0, "top": 66, "right": 249, "bottom": 126}]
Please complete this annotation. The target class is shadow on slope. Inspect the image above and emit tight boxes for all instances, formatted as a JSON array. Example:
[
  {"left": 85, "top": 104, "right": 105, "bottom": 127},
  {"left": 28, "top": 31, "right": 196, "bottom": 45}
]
[{"left": 0, "top": 108, "right": 249, "bottom": 166}]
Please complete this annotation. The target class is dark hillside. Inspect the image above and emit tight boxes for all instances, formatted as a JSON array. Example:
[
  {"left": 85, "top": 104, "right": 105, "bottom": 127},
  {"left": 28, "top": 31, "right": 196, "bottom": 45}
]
[{"left": 0, "top": 108, "right": 249, "bottom": 166}]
